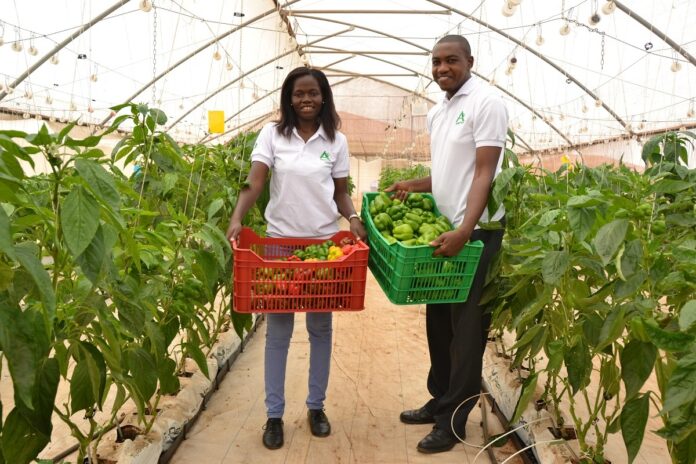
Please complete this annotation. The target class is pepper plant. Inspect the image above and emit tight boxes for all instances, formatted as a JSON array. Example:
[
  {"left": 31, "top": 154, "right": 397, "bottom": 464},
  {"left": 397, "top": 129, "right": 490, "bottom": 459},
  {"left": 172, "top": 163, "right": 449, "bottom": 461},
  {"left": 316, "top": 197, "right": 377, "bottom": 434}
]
[
  {"left": 485, "top": 131, "right": 696, "bottom": 463},
  {"left": 0, "top": 104, "right": 264, "bottom": 463}
]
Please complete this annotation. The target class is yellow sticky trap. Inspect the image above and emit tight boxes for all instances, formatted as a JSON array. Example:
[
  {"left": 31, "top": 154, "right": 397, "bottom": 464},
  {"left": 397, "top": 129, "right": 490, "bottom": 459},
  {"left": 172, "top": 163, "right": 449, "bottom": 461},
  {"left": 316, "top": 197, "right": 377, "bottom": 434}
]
[{"left": 208, "top": 110, "right": 224, "bottom": 133}]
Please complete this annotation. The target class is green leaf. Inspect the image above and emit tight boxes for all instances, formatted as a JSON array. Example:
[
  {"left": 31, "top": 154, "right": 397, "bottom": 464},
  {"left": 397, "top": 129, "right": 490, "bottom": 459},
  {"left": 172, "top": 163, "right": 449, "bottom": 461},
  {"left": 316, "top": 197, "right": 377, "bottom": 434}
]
[
  {"left": 597, "top": 306, "right": 625, "bottom": 350},
  {"left": 593, "top": 219, "right": 629, "bottom": 266},
  {"left": 13, "top": 242, "right": 55, "bottom": 318},
  {"left": 0, "top": 303, "right": 50, "bottom": 410},
  {"left": 565, "top": 339, "right": 591, "bottom": 394},
  {"left": 0, "top": 206, "right": 16, "bottom": 260},
  {"left": 567, "top": 206, "right": 595, "bottom": 241},
  {"left": 538, "top": 209, "right": 561, "bottom": 227},
  {"left": 650, "top": 179, "right": 692, "bottom": 194},
  {"left": 70, "top": 357, "right": 96, "bottom": 413},
  {"left": 148, "top": 108, "right": 168, "bottom": 125},
  {"left": 126, "top": 348, "right": 158, "bottom": 406},
  {"left": 511, "top": 373, "right": 538, "bottom": 424},
  {"left": 615, "top": 270, "right": 647, "bottom": 300},
  {"left": 643, "top": 318, "right": 695, "bottom": 351},
  {"left": 157, "top": 357, "right": 180, "bottom": 396},
  {"left": 74, "top": 159, "right": 120, "bottom": 209},
  {"left": 207, "top": 198, "right": 224, "bottom": 221},
  {"left": 541, "top": 250, "right": 569, "bottom": 285},
  {"left": 61, "top": 185, "right": 100, "bottom": 257},
  {"left": 76, "top": 225, "right": 106, "bottom": 284},
  {"left": 57, "top": 121, "right": 77, "bottom": 142},
  {"left": 183, "top": 342, "right": 209, "bottom": 378},
  {"left": 24, "top": 124, "right": 52, "bottom": 146},
  {"left": 65, "top": 135, "right": 101, "bottom": 148},
  {"left": 620, "top": 239, "right": 643, "bottom": 278},
  {"left": 1, "top": 409, "right": 48, "bottom": 464},
  {"left": 621, "top": 393, "right": 650, "bottom": 464},
  {"left": 679, "top": 300, "right": 696, "bottom": 332},
  {"left": 621, "top": 340, "right": 657, "bottom": 399},
  {"left": 661, "top": 351, "right": 696, "bottom": 414},
  {"left": 545, "top": 339, "right": 564, "bottom": 374},
  {"left": 567, "top": 194, "right": 603, "bottom": 207}
]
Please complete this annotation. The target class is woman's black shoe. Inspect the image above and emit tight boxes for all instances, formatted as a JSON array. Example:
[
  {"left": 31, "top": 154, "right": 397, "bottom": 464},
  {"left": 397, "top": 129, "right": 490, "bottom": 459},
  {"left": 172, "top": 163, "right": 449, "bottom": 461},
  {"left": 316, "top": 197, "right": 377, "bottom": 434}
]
[
  {"left": 262, "top": 418, "right": 284, "bottom": 449},
  {"left": 308, "top": 409, "right": 331, "bottom": 437}
]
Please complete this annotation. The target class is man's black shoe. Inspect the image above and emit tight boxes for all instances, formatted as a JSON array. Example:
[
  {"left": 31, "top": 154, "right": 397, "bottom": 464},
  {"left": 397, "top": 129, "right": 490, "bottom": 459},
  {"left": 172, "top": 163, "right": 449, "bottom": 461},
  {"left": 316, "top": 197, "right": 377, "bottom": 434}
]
[
  {"left": 400, "top": 406, "right": 435, "bottom": 424},
  {"left": 262, "top": 418, "right": 284, "bottom": 449},
  {"left": 308, "top": 409, "right": 331, "bottom": 437},
  {"left": 416, "top": 427, "right": 459, "bottom": 454}
]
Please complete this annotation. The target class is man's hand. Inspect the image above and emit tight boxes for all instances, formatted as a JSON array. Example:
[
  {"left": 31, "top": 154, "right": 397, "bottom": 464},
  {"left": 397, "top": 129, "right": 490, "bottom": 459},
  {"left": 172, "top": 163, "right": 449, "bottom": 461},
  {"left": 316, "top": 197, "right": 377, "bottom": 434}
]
[
  {"left": 383, "top": 181, "right": 412, "bottom": 202},
  {"left": 430, "top": 228, "right": 471, "bottom": 257}
]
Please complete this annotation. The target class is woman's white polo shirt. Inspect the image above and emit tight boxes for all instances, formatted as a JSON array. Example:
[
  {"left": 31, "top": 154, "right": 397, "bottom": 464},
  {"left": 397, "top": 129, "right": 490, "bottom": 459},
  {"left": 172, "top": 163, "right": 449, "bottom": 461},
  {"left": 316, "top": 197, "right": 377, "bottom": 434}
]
[{"left": 251, "top": 122, "right": 350, "bottom": 238}]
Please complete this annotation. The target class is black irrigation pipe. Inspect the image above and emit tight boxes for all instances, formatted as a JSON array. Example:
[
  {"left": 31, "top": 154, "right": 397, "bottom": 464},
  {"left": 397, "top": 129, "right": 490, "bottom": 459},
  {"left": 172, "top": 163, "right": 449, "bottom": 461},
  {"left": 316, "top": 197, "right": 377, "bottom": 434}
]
[{"left": 481, "top": 382, "right": 539, "bottom": 464}]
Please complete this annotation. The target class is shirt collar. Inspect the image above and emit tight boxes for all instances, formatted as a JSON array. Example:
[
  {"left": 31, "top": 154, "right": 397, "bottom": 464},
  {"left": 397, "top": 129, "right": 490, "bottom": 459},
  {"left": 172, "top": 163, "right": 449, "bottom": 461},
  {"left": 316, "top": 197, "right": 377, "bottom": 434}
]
[
  {"left": 292, "top": 124, "right": 327, "bottom": 141},
  {"left": 442, "top": 75, "right": 479, "bottom": 103}
]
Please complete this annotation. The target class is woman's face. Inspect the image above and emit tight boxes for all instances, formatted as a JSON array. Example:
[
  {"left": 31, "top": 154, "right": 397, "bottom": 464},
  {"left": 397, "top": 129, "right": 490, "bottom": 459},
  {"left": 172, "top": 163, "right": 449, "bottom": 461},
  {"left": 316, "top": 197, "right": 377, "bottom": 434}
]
[{"left": 291, "top": 75, "right": 323, "bottom": 122}]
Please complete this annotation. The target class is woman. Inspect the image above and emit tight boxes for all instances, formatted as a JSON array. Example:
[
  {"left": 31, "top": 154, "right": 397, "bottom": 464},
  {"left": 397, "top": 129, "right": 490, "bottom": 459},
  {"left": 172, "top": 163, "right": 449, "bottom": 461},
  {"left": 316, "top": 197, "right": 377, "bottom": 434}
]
[{"left": 226, "top": 66, "right": 367, "bottom": 450}]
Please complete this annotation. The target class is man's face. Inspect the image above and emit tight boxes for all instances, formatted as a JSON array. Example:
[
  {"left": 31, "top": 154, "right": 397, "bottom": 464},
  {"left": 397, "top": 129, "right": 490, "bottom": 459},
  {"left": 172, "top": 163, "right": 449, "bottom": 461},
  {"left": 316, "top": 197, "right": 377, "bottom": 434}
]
[{"left": 431, "top": 41, "right": 474, "bottom": 97}]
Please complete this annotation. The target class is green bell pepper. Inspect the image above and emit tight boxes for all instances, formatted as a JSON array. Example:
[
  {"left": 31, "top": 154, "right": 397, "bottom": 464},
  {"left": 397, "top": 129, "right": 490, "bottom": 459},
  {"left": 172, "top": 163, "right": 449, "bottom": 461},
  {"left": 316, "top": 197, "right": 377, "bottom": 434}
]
[
  {"left": 406, "top": 193, "right": 424, "bottom": 209},
  {"left": 422, "top": 197, "right": 434, "bottom": 211},
  {"left": 373, "top": 212, "right": 393, "bottom": 231},
  {"left": 392, "top": 223, "right": 414, "bottom": 241}
]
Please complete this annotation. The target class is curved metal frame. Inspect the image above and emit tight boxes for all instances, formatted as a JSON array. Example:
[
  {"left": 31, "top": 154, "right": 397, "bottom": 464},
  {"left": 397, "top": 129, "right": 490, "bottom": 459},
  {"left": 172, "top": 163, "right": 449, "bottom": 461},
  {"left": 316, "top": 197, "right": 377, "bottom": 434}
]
[
  {"left": 166, "top": 26, "right": 351, "bottom": 132},
  {"left": 613, "top": 0, "right": 695, "bottom": 67},
  {"left": 423, "top": 0, "right": 631, "bottom": 133},
  {"left": 99, "top": 0, "right": 304, "bottom": 125},
  {"left": 0, "top": 0, "right": 131, "bottom": 102}
]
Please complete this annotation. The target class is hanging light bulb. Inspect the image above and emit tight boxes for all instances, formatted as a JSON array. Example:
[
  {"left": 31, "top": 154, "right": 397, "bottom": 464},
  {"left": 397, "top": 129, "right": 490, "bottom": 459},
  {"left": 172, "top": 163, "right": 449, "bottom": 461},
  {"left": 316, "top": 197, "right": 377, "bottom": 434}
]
[
  {"left": 559, "top": 22, "right": 571, "bottom": 36},
  {"left": 502, "top": 3, "right": 516, "bottom": 17},
  {"left": 535, "top": 34, "right": 545, "bottom": 46},
  {"left": 87, "top": 104, "right": 94, "bottom": 113},
  {"left": 45, "top": 94, "right": 53, "bottom": 105},
  {"left": 582, "top": 104, "right": 588, "bottom": 113},
  {"left": 559, "top": 113, "right": 565, "bottom": 121},
  {"left": 22, "top": 112, "right": 30, "bottom": 119},
  {"left": 213, "top": 47, "right": 222, "bottom": 61},
  {"left": 670, "top": 61, "right": 682, "bottom": 72},
  {"left": 11, "top": 41, "right": 22, "bottom": 52},
  {"left": 638, "top": 122, "right": 645, "bottom": 130},
  {"left": 226, "top": 60, "right": 233, "bottom": 71},
  {"left": 508, "top": 0, "right": 522, "bottom": 5},
  {"left": 90, "top": 73, "right": 98, "bottom": 82},
  {"left": 139, "top": 0, "right": 153, "bottom": 12},
  {"left": 687, "top": 108, "right": 695, "bottom": 118},
  {"left": 34, "top": 114, "right": 41, "bottom": 121},
  {"left": 24, "top": 89, "right": 33, "bottom": 99},
  {"left": 625, "top": 123, "right": 633, "bottom": 132},
  {"left": 50, "top": 54, "right": 59, "bottom": 65},
  {"left": 595, "top": 99, "right": 602, "bottom": 107},
  {"left": 28, "top": 44, "right": 38, "bottom": 56},
  {"left": 588, "top": 13, "right": 601, "bottom": 26},
  {"left": 601, "top": 1, "right": 616, "bottom": 15},
  {"left": 49, "top": 116, "right": 56, "bottom": 122}
]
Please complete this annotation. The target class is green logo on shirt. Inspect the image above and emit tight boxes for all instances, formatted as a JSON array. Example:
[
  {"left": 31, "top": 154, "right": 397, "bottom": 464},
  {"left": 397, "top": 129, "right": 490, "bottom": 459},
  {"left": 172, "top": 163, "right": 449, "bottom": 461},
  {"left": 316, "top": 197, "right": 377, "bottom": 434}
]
[
  {"left": 319, "top": 150, "right": 331, "bottom": 161},
  {"left": 455, "top": 111, "right": 466, "bottom": 125}
]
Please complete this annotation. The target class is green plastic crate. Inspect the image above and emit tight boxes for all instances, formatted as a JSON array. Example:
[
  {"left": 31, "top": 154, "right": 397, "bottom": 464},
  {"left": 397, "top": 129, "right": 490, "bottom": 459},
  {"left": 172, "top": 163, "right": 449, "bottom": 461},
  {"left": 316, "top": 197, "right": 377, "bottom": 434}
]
[{"left": 362, "top": 192, "right": 483, "bottom": 305}]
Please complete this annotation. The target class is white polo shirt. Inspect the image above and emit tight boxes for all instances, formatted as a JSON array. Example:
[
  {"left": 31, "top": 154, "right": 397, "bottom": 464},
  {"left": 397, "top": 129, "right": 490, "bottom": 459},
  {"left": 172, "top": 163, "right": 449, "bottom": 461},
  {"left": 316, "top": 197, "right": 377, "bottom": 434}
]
[
  {"left": 428, "top": 75, "right": 508, "bottom": 228},
  {"left": 251, "top": 122, "right": 350, "bottom": 238}
]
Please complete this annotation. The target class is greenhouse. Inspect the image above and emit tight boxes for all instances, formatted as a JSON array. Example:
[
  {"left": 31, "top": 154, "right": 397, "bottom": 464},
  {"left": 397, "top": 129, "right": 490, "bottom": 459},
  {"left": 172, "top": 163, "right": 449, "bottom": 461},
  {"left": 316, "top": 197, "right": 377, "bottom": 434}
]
[{"left": 0, "top": 0, "right": 695, "bottom": 463}]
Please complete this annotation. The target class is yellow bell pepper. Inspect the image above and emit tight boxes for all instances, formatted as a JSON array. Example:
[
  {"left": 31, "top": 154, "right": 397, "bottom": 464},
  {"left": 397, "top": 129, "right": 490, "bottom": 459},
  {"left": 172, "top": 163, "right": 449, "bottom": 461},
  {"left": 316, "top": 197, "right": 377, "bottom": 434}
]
[{"left": 327, "top": 246, "right": 344, "bottom": 261}]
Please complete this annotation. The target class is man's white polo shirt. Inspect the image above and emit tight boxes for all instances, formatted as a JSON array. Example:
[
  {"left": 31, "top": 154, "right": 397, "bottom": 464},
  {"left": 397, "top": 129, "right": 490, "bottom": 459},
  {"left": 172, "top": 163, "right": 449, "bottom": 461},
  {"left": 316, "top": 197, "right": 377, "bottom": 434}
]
[
  {"left": 251, "top": 122, "right": 350, "bottom": 238},
  {"left": 428, "top": 75, "right": 508, "bottom": 228}
]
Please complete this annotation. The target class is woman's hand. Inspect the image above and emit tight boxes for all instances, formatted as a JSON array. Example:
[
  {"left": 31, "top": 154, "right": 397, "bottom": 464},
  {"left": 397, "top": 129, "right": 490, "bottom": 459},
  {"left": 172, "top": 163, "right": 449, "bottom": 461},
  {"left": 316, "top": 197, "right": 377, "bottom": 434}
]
[
  {"left": 226, "top": 219, "right": 243, "bottom": 245},
  {"left": 350, "top": 218, "right": 367, "bottom": 242}
]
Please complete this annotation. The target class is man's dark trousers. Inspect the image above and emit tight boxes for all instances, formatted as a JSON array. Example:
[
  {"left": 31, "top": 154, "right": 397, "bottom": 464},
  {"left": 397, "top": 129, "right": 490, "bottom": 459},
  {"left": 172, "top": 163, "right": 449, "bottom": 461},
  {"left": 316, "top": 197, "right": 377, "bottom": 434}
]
[{"left": 424, "top": 226, "right": 504, "bottom": 436}]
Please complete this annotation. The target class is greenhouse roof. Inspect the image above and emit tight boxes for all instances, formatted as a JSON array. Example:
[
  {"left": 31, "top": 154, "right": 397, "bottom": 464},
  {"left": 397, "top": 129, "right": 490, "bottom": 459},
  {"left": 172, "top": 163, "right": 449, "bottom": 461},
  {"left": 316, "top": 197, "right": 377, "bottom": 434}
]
[{"left": 1, "top": 0, "right": 695, "bottom": 152}]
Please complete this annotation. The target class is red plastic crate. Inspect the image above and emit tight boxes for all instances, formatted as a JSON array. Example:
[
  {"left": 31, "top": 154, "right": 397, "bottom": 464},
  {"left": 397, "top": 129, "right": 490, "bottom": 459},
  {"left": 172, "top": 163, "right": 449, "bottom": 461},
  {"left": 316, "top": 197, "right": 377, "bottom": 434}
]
[{"left": 232, "top": 227, "right": 369, "bottom": 313}]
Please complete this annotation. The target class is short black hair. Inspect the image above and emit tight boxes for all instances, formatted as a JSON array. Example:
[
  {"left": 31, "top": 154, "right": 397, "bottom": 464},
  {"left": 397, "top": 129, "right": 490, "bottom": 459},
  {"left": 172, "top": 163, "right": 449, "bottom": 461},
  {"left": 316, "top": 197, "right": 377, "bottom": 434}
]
[
  {"left": 435, "top": 35, "right": 472, "bottom": 57},
  {"left": 276, "top": 66, "right": 341, "bottom": 142}
]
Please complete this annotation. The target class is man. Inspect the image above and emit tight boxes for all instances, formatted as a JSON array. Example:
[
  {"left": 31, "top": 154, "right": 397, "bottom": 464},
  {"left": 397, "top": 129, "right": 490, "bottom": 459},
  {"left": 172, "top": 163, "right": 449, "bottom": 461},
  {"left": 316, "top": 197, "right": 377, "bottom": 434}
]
[{"left": 386, "top": 34, "right": 508, "bottom": 453}]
